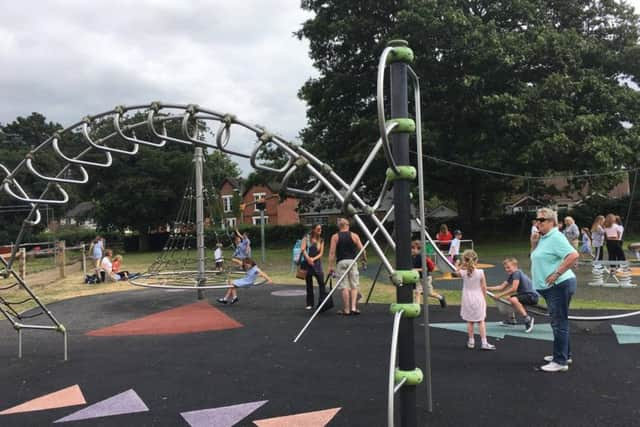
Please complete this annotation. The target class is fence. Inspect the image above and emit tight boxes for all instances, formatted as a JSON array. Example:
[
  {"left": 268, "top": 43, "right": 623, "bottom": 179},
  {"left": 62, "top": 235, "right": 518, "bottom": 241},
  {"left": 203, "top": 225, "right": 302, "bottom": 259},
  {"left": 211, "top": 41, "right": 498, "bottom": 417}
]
[{"left": 0, "top": 241, "right": 87, "bottom": 285}]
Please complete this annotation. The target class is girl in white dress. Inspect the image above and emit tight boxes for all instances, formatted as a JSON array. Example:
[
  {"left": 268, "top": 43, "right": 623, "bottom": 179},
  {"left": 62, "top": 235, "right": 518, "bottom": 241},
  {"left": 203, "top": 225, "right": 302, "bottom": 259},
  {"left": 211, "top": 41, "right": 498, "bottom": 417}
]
[{"left": 459, "top": 250, "right": 495, "bottom": 350}]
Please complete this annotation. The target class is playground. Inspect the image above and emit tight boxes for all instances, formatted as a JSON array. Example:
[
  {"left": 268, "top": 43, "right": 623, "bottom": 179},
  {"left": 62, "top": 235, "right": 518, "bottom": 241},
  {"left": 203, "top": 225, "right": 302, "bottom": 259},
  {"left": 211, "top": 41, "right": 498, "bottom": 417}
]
[
  {"left": 1, "top": 277, "right": 640, "bottom": 426},
  {"left": 2, "top": 2, "right": 640, "bottom": 424}
]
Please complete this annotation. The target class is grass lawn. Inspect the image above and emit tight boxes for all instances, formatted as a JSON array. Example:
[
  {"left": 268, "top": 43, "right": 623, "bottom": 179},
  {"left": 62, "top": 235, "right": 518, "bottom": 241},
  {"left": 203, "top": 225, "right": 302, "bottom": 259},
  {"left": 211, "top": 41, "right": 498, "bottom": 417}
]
[{"left": 2, "top": 235, "right": 640, "bottom": 315}]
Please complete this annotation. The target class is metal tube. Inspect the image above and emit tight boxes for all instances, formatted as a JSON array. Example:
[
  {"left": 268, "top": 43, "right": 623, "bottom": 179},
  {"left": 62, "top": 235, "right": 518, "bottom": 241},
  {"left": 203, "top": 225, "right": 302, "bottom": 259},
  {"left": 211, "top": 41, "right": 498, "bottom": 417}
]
[
  {"left": 389, "top": 40, "right": 417, "bottom": 427},
  {"left": 388, "top": 310, "right": 404, "bottom": 427},
  {"left": 64, "top": 330, "right": 68, "bottom": 361},
  {"left": 394, "top": 377, "right": 408, "bottom": 394},
  {"left": 410, "top": 65, "right": 433, "bottom": 413},
  {"left": 18, "top": 329, "right": 22, "bottom": 359},
  {"left": 194, "top": 147, "right": 206, "bottom": 300},
  {"left": 260, "top": 209, "right": 266, "bottom": 263}
]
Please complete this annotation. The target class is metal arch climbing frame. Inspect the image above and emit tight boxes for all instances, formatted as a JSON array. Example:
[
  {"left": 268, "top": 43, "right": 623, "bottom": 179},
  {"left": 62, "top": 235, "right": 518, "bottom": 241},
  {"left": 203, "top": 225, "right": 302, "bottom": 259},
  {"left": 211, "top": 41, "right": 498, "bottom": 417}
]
[{"left": 0, "top": 91, "right": 418, "bottom": 359}]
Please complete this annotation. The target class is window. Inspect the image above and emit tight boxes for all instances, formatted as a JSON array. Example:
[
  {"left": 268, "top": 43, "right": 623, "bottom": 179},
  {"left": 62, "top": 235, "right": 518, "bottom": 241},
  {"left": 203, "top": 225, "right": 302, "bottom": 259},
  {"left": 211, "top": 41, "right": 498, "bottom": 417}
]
[
  {"left": 253, "top": 192, "right": 266, "bottom": 211},
  {"left": 222, "top": 195, "right": 233, "bottom": 213},
  {"left": 303, "top": 216, "right": 328, "bottom": 225},
  {"left": 225, "top": 217, "right": 236, "bottom": 228},
  {"left": 557, "top": 204, "right": 569, "bottom": 211},
  {"left": 252, "top": 216, "right": 269, "bottom": 225}
]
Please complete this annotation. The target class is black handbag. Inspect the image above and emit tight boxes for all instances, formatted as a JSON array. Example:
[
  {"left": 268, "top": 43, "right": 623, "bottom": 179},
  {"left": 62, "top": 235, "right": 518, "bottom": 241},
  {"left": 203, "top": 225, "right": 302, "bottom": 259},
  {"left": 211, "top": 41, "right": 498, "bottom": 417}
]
[{"left": 319, "top": 275, "right": 335, "bottom": 312}]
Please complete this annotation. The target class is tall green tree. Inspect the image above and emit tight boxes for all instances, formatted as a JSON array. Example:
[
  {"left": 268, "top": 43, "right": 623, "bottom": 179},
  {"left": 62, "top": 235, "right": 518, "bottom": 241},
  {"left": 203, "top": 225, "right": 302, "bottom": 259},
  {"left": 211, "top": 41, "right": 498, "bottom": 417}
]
[{"left": 297, "top": 0, "right": 640, "bottom": 224}]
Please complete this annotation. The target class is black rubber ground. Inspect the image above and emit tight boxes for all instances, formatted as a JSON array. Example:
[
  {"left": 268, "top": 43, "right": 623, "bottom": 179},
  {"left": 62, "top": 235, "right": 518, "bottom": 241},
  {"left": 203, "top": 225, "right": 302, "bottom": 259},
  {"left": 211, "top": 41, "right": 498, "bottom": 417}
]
[{"left": 0, "top": 285, "right": 639, "bottom": 426}]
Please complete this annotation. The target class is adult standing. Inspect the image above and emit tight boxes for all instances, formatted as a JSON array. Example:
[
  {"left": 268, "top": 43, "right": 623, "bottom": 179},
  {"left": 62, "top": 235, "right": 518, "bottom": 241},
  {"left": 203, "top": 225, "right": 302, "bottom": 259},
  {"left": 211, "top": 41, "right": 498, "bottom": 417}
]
[
  {"left": 328, "top": 218, "right": 366, "bottom": 315},
  {"left": 604, "top": 214, "right": 625, "bottom": 262},
  {"left": 436, "top": 224, "right": 453, "bottom": 252},
  {"left": 301, "top": 224, "right": 326, "bottom": 310},
  {"left": 531, "top": 208, "right": 579, "bottom": 372},
  {"left": 562, "top": 216, "right": 580, "bottom": 249},
  {"left": 591, "top": 215, "right": 606, "bottom": 261},
  {"left": 89, "top": 236, "right": 104, "bottom": 282}
]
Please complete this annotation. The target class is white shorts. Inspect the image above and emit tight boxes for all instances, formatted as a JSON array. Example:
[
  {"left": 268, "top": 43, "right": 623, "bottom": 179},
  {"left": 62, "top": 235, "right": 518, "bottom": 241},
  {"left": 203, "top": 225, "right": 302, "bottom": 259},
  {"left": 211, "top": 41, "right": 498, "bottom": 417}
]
[{"left": 336, "top": 259, "right": 359, "bottom": 290}]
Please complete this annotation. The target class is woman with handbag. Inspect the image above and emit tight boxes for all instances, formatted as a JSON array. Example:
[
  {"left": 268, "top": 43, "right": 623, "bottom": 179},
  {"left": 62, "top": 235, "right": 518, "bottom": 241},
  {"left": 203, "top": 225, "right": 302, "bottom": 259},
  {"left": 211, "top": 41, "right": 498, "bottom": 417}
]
[{"left": 300, "top": 224, "right": 325, "bottom": 310}]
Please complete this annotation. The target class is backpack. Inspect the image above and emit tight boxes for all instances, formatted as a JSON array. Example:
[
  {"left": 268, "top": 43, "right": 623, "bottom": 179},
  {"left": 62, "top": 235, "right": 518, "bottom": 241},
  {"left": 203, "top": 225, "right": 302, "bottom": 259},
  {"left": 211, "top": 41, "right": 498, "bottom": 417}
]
[{"left": 292, "top": 239, "right": 302, "bottom": 265}]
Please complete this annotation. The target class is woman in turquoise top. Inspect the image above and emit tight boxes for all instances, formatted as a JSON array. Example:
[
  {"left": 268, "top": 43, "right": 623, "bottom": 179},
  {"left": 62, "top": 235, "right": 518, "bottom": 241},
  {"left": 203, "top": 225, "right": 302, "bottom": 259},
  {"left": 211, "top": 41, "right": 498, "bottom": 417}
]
[{"left": 530, "top": 208, "right": 579, "bottom": 373}]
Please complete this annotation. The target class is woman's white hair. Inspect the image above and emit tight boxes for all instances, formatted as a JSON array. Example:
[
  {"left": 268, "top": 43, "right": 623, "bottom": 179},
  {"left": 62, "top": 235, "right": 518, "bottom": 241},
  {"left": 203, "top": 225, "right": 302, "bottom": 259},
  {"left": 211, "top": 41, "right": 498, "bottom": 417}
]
[{"left": 537, "top": 207, "right": 558, "bottom": 225}]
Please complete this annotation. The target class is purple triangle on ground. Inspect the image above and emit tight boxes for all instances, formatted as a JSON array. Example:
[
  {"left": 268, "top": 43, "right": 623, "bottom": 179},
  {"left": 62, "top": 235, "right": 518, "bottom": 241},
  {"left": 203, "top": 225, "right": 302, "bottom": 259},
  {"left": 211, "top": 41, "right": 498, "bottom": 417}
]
[
  {"left": 181, "top": 400, "right": 268, "bottom": 427},
  {"left": 54, "top": 389, "right": 148, "bottom": 423}
]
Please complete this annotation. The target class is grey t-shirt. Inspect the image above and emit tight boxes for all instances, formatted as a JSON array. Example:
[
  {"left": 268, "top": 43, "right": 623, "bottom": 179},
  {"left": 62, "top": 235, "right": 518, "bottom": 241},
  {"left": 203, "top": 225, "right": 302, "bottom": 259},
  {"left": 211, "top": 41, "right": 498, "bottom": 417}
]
[
  {"left": 508, "top": 270, "right": 535, "bottom": 295},
  {"left": 563, "top": 223, "right": 579, "bottom": 241}
]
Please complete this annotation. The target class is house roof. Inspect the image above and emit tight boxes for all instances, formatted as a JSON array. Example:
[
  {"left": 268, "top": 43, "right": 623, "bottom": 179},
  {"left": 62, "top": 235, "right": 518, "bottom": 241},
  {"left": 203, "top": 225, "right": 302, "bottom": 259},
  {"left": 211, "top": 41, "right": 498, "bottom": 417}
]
[
  {"left": 298, "top": 190, "right": 394, "bottom": 216},
  {"left": 505, "top": 196, "right": 545, "bottom": 209},
  {"left": 426, "top": 205, "right": 458, "bottom": 218}
]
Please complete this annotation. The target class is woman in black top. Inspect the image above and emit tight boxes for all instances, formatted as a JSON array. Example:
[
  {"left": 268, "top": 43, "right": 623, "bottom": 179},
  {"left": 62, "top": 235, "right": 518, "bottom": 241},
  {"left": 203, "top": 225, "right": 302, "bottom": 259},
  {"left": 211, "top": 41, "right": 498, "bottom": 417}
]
[{"left": 301, "top": 224, "right": 325, "bottom": 309}]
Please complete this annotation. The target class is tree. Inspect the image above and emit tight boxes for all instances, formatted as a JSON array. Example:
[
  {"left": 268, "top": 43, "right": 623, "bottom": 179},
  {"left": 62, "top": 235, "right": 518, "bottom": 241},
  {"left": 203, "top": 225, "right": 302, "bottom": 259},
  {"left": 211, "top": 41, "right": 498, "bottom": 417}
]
[{"left": 297, "top": 0, "right": 640, "bottom": 225}]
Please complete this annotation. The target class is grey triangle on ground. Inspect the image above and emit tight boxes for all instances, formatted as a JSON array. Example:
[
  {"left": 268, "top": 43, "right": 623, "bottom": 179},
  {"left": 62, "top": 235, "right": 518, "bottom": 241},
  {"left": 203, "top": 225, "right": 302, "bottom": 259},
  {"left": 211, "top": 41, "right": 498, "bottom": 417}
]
[
  {"left": 181, "top": 400, "right": 268, "bottom": 427},
  {"left": 54, "top": 389, "right": 148, "bottom": 423}
]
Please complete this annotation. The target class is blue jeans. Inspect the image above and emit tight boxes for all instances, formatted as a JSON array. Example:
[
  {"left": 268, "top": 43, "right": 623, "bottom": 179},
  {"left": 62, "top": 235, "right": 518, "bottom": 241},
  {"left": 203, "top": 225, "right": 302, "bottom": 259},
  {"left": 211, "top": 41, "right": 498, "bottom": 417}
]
[{"left": 537, "top": 278, "right": 577, "bottom": 365}]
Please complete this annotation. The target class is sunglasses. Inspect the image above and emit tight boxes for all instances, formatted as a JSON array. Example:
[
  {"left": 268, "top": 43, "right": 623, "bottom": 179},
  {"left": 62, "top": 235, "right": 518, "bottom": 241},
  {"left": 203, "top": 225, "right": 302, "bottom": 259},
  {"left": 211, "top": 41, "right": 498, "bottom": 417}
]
[{"left": 535, "top": 218, "right": 549, "bottom": 223}]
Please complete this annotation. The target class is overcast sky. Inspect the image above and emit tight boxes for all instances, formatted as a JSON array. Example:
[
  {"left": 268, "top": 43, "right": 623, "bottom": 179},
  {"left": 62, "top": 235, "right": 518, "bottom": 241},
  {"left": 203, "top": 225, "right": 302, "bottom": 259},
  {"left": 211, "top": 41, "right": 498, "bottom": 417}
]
[
  {"left": 2, "top": 1, "right": 640, "bottom": 175},
  {"left": 0, "top": 1, "right": 317, "bottom": 175}
]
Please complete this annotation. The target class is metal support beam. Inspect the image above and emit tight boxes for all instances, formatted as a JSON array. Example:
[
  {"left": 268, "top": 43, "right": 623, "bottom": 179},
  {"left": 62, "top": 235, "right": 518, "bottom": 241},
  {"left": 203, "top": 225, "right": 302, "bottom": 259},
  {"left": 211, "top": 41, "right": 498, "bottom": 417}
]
[
  {"left": 194, "top": 147, "right": 206, "bottom": 300},
  {"left": 389, "top": 39, "right": 417, "bottom": 427}
]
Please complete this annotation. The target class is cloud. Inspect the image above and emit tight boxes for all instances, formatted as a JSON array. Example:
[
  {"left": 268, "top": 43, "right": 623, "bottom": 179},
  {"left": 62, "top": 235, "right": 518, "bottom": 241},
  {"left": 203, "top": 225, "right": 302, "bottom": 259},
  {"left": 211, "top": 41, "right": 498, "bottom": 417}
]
[{"left": 0, "top": 0, "right": 317, "bottom": 174}]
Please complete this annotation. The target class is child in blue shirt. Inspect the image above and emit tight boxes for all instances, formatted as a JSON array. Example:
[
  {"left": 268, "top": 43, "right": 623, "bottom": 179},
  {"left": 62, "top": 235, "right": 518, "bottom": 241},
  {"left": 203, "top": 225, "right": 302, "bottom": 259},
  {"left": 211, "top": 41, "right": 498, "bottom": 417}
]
[
  {"left": 487, "top": 257, "right": 538, "bottom": 333},
  {"left": 217, "top": 258, "right": 272, "bottom": 304}
]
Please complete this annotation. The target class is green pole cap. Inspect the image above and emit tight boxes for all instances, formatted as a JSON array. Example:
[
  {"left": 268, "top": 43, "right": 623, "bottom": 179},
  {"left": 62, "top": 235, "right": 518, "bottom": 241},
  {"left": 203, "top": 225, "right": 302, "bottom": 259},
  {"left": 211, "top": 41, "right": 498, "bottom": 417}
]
[
  {"left": 390, "top": 270, "right": 420, "bottom": 286},
  {"left": 395, "top": 368, "right": 424, "bottom": 386},
  {"left": 388, "top": 118, "right": 416, "bottom": 134},
  {"left": 386, "top": 166, "right": 417, "bottom": 182},
  {"left": 386, "top": 40, "right": 414, "bottom": 65},
  {"left": 390, "top": 303, "right": 422, "bottom": 318}
]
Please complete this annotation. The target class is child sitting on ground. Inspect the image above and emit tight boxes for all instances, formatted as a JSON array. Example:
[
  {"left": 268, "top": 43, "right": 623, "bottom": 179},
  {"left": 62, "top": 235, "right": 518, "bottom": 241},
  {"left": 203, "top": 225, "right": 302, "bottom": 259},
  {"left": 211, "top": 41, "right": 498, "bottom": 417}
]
[
  {"left": 487, "top": 257, "right": 537, "bottom": 333},
  {"left": 411, "top": 241, "right": 446, "bottom": 308},
  {"left": 112, "top": 254, "right": 129, "bottom": 280},
  {"left": 217, "top": 258, "right": 272, "bottom": 305},
  {"left": 458, "top": 249, "right": 495, "bottom": 350}
]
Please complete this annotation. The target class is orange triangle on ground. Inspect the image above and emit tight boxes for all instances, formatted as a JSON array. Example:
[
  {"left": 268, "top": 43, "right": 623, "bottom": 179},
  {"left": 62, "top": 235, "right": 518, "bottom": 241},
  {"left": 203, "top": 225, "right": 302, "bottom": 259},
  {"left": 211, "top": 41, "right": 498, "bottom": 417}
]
[
  {"left": 86, "top": 301, "right": 243, "bottom": 337},
  {"left": 253, "top": 407, "right": 341, "bottom": 427},
  {"left": 0, "top": 385, "right": 86, "bottom": 415}
]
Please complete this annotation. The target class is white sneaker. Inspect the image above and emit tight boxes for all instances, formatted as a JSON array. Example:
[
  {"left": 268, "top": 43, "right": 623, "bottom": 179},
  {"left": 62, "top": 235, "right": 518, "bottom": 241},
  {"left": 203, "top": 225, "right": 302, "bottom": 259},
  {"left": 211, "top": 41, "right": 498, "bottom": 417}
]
[
  {"left": 524, "top": 316, "right": 534, "bottom": 333},
  {"left": 305, "top": 306, "right": 313, "bottom": 310},
  {"left": 466, "top": 340, "right": 475, "bottom": 349},
  {"left": 480, "top": 342, "right": 496, "bottom": 351},
  {"left": 544, "top": 355, "right": 572, "bottom": 364},
  {"left": 540, "top": 361, "right": 569, "bottom": 372}
]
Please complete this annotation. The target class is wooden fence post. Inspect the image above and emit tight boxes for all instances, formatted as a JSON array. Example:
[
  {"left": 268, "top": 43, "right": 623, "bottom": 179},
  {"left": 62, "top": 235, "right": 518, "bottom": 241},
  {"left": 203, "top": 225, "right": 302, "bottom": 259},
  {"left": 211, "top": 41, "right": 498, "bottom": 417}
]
[
  {"left": 81, "top": 243, "right": 87, "bottom": 276},
  {"left": 58, "top": 241, "right": 66, "bottom": 279},
  {"left": 19, "top": 248, "right": 26, "bottom": 279}
]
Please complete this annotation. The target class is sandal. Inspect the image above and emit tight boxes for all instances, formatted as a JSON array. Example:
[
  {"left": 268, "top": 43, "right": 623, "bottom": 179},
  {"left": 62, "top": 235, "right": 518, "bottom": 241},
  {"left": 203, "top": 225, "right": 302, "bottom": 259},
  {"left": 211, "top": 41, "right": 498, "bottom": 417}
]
[{"left": 337, "top": 310, "right": 351, "bottom": 316}]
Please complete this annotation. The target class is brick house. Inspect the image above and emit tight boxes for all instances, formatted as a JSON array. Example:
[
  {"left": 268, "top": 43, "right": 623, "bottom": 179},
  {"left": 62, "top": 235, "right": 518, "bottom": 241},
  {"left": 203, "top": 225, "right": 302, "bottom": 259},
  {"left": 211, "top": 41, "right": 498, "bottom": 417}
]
[
  {"left": 503, "top": 175, "right": 631, "bottom": 214},
  {"left": 219, "top": 178, "right": 299, "bottom": 226}
]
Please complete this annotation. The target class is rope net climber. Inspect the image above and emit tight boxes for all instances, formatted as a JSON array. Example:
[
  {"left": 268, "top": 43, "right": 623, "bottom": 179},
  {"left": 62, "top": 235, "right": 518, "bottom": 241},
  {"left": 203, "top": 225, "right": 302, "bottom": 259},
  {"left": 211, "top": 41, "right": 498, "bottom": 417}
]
[{"left": 128, "top": 161, "right": 257, "bottom": 290}]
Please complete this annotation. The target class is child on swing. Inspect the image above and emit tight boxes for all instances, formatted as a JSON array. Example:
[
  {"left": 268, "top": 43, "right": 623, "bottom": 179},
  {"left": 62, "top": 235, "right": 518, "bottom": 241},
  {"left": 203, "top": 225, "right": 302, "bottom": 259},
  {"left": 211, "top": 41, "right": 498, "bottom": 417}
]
[{"left": 217, "top": 258, "right": 272, "bottom": 304}]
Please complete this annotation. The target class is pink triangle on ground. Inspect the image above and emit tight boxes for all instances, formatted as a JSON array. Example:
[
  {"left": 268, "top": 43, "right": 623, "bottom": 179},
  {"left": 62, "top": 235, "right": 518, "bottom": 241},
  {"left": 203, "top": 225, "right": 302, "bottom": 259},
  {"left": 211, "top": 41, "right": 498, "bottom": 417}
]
[
  {"left": 181, "top": 400, "right": 268, "bottom": 427},
  {"left": 86, "top": 301, "right": 243, "bottom": 336},
  {"left": 253, "top": 407, "right": 341, "bottom": 427},
  {"left": 54, "top": 389, "right": 148, "bottom": 423},
  {"left": 0, "top": 385, "right": 86, "bottom": 415}
]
